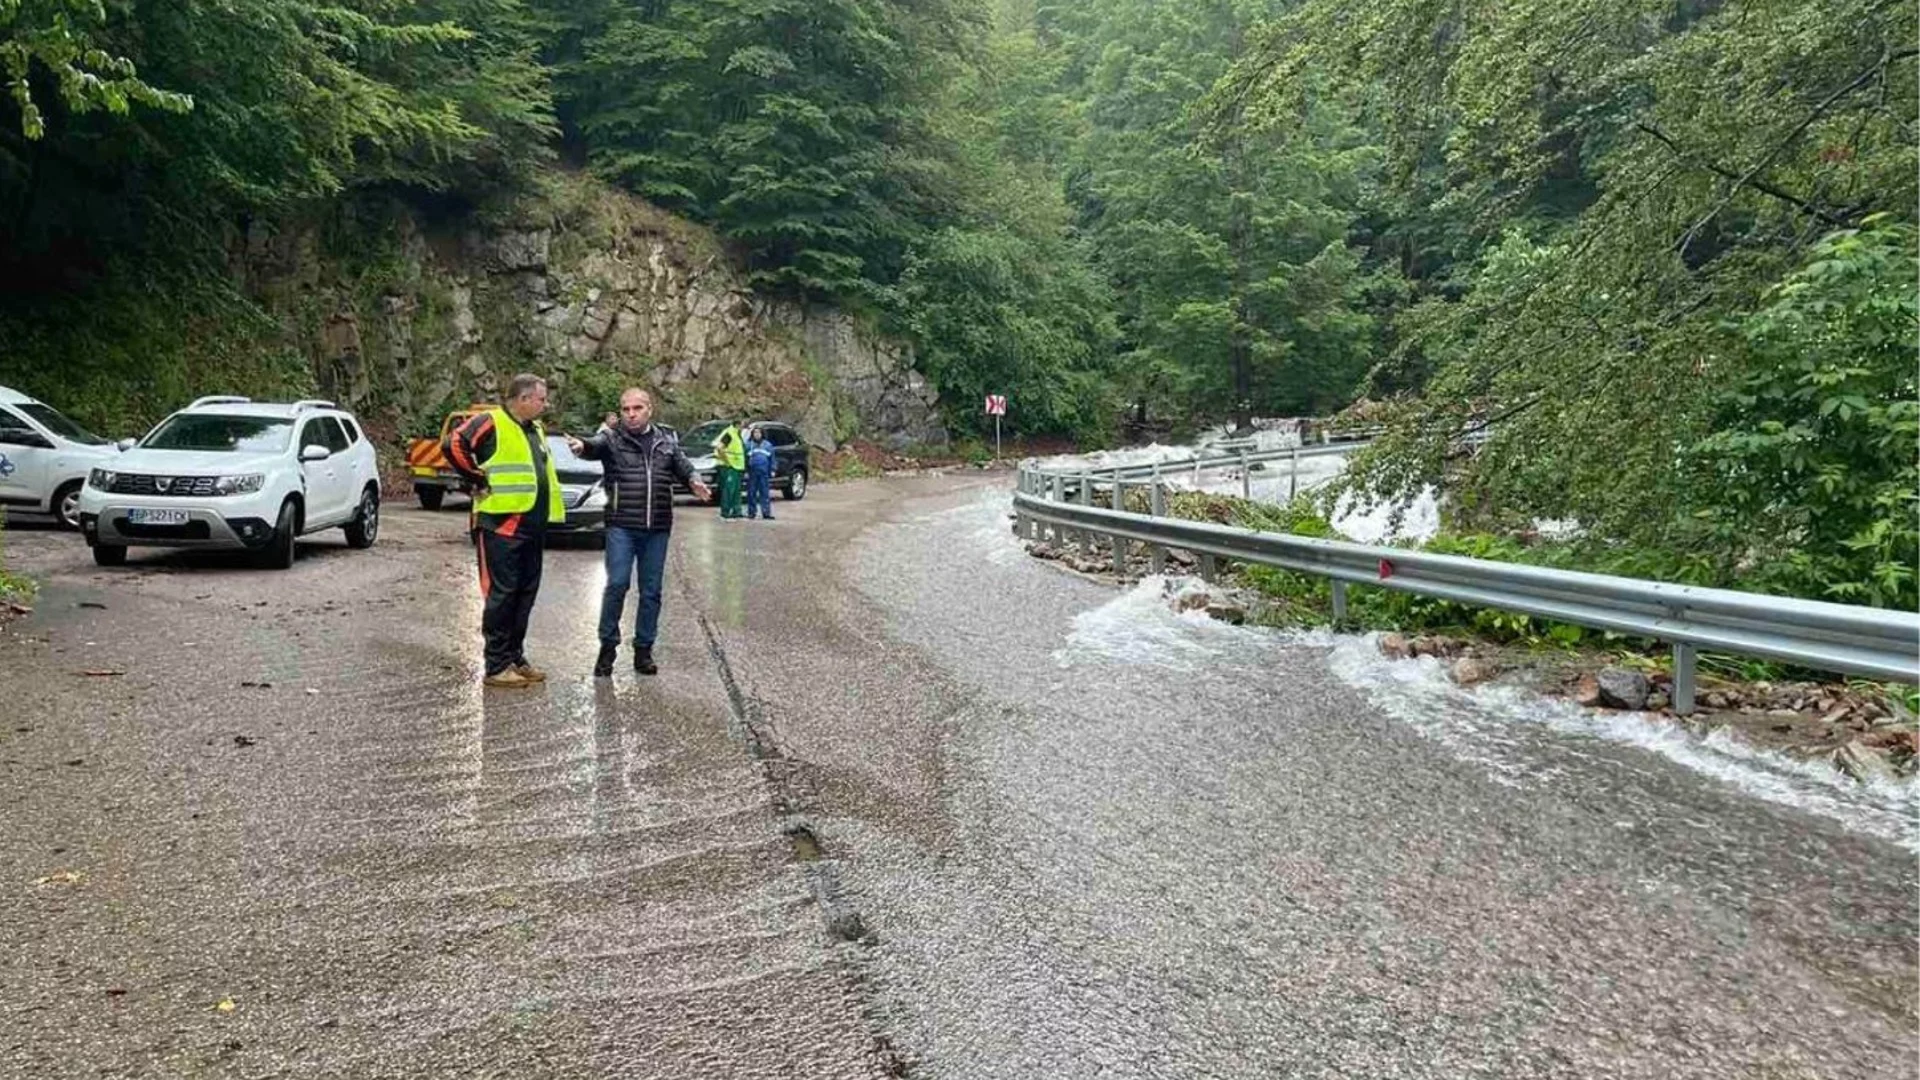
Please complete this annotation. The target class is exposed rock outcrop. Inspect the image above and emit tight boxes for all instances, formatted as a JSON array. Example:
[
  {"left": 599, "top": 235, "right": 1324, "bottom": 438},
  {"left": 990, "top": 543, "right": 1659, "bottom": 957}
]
[{"left": 235, "top": 178, "right": 944, "bottom": 451}]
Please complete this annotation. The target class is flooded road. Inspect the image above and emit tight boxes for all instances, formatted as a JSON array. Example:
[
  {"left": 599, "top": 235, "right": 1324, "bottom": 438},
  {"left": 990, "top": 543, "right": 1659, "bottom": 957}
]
[{"left": 2, "top": 474, "right": 1913, "bottom": 1077}]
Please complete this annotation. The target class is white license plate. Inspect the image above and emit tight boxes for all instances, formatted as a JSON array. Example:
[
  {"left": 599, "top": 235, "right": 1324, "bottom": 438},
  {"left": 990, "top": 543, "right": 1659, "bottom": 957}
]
[{"left": 128, "top": 508, "right": 190, "bottom": 525}]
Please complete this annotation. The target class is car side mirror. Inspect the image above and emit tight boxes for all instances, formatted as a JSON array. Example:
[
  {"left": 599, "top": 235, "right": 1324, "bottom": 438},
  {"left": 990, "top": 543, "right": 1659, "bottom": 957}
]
[
  {"left": 300, "top": 444, "right": 331, "bottom": 462},
  {"left": 116, "top": 437, "right": 137, "bottom": 451}
]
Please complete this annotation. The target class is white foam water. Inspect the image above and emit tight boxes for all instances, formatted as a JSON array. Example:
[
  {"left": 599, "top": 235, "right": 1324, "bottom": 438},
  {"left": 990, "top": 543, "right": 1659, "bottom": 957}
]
[
  {"left": 1053, "top": 575, "right": 1281, "bottom": 679},
  {"left": 1029, "top": 442, "right": 1198, "bottom": 474},
  {"left": 1164, "top": 453, "right": 1350, "bottom": 504},
  {"left": 1329, "top": 486, "right": 1441, "bottom": 545},
  {"left": 1049, "top": 577, "right": 1920, "bottom": 850}
]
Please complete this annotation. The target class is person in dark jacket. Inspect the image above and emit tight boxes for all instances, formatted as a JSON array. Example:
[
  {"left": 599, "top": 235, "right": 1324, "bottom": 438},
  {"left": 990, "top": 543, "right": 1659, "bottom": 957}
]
[
  {"left": 744, "top": 425, "right": 777, "bottom": 520},
  {"left": 566, "top": 387, "right": 712, "bottom": 676}
]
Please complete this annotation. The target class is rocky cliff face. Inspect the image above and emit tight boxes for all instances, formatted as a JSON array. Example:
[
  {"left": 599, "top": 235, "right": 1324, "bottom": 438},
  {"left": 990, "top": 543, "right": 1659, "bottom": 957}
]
[{"left": 238, "top": 178, "right": 945, "bottom": 450}]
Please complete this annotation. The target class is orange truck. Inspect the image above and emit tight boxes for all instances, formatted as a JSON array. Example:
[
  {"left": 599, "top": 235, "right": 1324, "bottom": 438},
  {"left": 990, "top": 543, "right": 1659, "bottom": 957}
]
[{"left": 404, "top": 405, "right": 488, "bottom": 509}]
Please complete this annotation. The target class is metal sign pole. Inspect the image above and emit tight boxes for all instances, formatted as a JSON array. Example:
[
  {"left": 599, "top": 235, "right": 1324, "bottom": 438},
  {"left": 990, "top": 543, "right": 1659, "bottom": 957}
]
[{"left": 995, "top": 413, "right": 1002, "bottom": 461}]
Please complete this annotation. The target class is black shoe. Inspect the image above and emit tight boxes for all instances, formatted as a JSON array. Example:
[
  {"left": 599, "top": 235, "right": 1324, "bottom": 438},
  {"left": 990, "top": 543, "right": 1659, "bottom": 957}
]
[
  {"left": 593, "top": 643, "right": 616, "bottom": 678},
  {"left": 633, "top": 646, "right": 657, "bottom": 675}
]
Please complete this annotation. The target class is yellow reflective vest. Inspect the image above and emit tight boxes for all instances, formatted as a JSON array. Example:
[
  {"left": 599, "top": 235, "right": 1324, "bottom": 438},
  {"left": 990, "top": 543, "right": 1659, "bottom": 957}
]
[
  {"left": 714, "top": 424, "right": 745, "bottom": 470},
  {"left": 475, "top": 407, "right": 565, "bottom": 523}
]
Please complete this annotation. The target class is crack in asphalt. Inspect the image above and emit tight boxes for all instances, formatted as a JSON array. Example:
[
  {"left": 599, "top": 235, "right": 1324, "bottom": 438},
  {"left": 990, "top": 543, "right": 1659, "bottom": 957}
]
[{"left": 678, "top": 551, "right": 911, "bottom": 1078}]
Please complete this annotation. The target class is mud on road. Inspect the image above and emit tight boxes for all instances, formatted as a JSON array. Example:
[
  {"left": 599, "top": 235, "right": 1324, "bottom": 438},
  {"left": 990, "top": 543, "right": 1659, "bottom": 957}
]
[
  {"left": 3, "top": 472, "right": 1915, "bottom": 1080},
  {"left": 0, "top": 482, "right": 960, "bottom": 1078}
]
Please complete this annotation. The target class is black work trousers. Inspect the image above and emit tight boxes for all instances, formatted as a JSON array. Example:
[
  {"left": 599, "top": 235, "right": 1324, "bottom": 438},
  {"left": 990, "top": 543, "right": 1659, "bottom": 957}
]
[{"left": 475, "top": 525, "right": 546, "bottom": 675}]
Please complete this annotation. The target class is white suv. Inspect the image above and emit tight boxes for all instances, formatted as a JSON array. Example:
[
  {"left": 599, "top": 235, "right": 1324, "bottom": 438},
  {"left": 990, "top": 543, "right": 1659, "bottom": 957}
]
[
  {"left": 0, "top": 385, "right": 131, "bottom": 529},
  {"left": 78, "top": 396, "right": 383, "bottom": 569}
]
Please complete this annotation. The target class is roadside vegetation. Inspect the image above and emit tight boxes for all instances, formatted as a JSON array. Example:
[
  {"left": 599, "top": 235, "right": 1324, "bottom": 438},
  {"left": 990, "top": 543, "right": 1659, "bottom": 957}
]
[
  {"left": 1145, "top": 487, "right": 1919, "bottom": 728},
  {"left": 1, "top": 0, "right": 1911, "bottom": 610},
  {"left": 0, "top": 515, "right": 34, "bottom": 611}
]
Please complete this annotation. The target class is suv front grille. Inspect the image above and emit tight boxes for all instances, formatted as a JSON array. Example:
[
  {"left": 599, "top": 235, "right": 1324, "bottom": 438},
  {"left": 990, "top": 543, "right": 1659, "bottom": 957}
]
[
  {"left": 110, "top": 473, "right": 218, "bottom": 497},
  {"left": 113, "top": 517, "right": 213, "bottom": 540}
]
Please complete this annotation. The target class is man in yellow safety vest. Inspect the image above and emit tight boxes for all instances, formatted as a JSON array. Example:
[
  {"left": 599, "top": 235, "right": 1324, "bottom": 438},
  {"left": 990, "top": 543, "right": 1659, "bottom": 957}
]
[
  {"left": 443, "top": 373, "right": 566, "bottom": 688},
  {"left": 712, "top": 418, "right": 747, "bottom": 519}
]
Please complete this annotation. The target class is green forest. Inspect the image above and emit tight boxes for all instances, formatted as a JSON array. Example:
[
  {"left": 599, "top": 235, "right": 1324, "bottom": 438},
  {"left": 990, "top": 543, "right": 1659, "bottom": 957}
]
[{"left": 2, "top": 0, "right": 1915, "bottom": 607}]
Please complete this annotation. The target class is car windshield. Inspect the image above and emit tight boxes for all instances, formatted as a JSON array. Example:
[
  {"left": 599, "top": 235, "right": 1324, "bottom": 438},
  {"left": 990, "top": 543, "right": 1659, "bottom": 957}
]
[
  {"left": 142, "top": 414, "right": 293, "bottom": 453},
  {"left": 16, "top": 402, "right": 107, "bottom": 445},
  {"left": 683, "top": 421, "right": 728, "bottom": 447},
  {"left": 547, "top": 435, "right": 591, "bottom": 468}
]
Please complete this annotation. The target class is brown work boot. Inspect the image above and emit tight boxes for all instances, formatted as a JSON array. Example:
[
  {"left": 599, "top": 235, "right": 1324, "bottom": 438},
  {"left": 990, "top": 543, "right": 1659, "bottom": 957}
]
[
  {"left": 515, "top": 663, "right": 547, "bottom": 682},
  {"left": 483, "top": 668, "right": 532, "bottom": 688}
]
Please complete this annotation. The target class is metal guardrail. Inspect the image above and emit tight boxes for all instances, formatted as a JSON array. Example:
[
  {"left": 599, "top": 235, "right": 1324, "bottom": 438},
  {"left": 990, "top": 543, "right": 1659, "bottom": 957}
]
[
  {"left": 1212, "top": 425, "right": 1383, "bottom": 453},
  {"left": 1054, "top": 441, "right": 1373, "bottom": 502},
  {"left": 1012, "top": 462, "right": 1920, "bottom": 713},
  {"left": 1080, "top": 427, "right": 1486, "bottom": 498}
]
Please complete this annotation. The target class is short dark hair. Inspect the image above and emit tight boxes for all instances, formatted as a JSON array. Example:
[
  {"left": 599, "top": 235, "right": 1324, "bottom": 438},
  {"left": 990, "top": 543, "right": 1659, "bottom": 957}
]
[{"left": 507, "top": 373, "right": 546, "bottom": 401}]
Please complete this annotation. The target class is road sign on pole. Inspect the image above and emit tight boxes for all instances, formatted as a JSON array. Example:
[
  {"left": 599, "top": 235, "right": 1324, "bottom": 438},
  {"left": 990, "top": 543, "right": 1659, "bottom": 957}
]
[{"left": 985, "top": 394, "right": 1006, "bottom": 459}]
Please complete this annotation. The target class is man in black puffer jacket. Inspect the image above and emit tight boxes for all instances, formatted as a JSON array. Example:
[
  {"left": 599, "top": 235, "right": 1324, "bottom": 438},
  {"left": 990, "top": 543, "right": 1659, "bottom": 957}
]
[{"left": 567, "top": 387, "right": 712, "bottom": 676}]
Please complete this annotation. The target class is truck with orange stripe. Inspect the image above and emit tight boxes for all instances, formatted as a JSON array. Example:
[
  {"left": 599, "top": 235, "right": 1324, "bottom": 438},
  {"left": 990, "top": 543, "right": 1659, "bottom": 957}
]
[{"left": 405, "top": 405, "right": 489, "bottom": 509}]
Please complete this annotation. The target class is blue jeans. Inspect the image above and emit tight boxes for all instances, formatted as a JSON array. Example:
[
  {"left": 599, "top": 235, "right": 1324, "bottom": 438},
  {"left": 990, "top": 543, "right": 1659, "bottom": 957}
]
[
  {"left": 599, "top": 526, "right": 672, "bottom": 647},
  {"left": 746, "top": 469, "right": 773, "bottom": 518}
]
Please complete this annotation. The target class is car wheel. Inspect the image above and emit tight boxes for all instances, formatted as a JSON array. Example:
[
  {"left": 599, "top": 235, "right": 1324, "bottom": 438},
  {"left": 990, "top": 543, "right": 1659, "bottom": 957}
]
[
  {"left": 52, "top": 481, "right": 83, "bottom": 530},
  {"left": 344, "top": 485, "right": 380, "bottom": 549},
  {"left": 262, "top": 499, "right": 298, "bottom": 570},
  {"left": 782, "top": 468, "right": 808, "bottom": 500},
  {"left": 91, "top": 543, "right": 126, "bottom": 567},
  {"left": 416, "top": 484, "right": 445, "bottom": 511}
]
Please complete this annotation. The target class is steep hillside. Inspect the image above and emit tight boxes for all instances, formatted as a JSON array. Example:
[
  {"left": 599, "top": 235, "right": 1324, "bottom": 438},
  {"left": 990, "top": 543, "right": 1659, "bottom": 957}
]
[{"left": 3, "top": 173, "right": 946, "bottom": 451}]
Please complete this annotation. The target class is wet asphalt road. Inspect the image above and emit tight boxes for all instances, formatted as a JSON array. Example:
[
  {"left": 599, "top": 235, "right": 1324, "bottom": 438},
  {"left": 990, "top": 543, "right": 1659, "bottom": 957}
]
[{"left": 1, "top": 476, "right": 1914, "bottom": 1078}]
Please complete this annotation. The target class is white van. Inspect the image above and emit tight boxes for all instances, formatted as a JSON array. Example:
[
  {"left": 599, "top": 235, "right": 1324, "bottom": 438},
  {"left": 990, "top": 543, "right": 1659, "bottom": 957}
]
[{"left": 0, "top": 385, "right": 129, "bottom": 529}]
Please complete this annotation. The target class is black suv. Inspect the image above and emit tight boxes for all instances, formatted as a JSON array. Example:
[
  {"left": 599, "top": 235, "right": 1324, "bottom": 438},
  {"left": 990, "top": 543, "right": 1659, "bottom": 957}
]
[{"left": 676, "top": 419, "right": 810, "bottom": 502}]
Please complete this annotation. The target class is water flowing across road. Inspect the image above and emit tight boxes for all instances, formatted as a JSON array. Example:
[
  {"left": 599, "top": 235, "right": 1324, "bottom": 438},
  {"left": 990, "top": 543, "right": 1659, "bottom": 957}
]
[{"left": 0, "top": 474, "right": 1911, "bottom": 1078}]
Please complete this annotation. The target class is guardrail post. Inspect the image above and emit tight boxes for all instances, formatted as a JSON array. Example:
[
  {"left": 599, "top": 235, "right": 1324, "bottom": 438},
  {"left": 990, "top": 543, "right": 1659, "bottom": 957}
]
[
  {"left": 1078, "top": 470, "right": 1094, "bottom": 554},
  {"left": 1330, "top": 580, "right": 1348, "bottom": 625},
  {"left": 1289, "top": 447, "right": 1299, "bottom": 501},
  {"left": 1049, "top": 473, "right": 1066, "bottom": 545},
  {"left": 1112, "top": 466, "right": 1130, "bottom": 572},
  {"left": 1199, "top": 553, "right": 1217, "bottom": 583},
  {"left": 1240, "top": 450, "right": 1251, "bottom": 499},
  {"left": 1148, "top": 475, "right": 1167, "bottom": 576},
  {"left": 1672, "top": 642, "right": 1697, "bottom": 716}
]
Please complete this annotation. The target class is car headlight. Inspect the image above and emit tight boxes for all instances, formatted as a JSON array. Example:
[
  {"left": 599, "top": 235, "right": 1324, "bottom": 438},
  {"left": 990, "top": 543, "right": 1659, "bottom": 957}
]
[
  {"left": 582, "top": 484, "right": 607, "bottom": 509},
  {"left": 215, "top": 473, "right": 265, "bottom": 495},
  {"left": 89, "top": 468, "right": 116, "bottom": 490}
]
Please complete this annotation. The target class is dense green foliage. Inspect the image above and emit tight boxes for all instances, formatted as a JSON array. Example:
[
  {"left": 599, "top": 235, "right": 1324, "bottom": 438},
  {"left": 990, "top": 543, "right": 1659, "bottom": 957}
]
[
  {"left": 1216, "top": 0, "right": 1917, "bottom": 607},
  {"left": 1690, "top": 219, "right": 1917, "bottom": 606},
  {"left": 1, "top": 0, "right": 1912, "bottom": 604},
  {"left": 542, "top": 0, "right": 966, "bottom": 296},
  {"left": 1043, "top": 0, "right": 1390, "bottom": 424}
]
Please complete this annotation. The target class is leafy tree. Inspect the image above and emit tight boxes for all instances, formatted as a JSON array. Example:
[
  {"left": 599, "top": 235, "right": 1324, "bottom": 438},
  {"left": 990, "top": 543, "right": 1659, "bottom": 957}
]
[
  {"left": 1691, "top": 217, "right": 1918, "bottom": 607},
  {"left": 2, "top": 0, "right": 191, "bottom": 140},
  {"left": 2, "top": 0, "right": 554, "bottom": 273},
  {"left": 1037, "top": 0, "right": 1392, "bottom": 428},
  {"left": 0, "top": 0, "right": 559, "bottom": 431},
  {"left": 545, "top": 0, "right": 976, "bottom": 296},
  {"left": 1232, "top": 0, "right": 1917, "bottom": 604},
  {"left": 893, "top": 0, "right": 1116, "bottom": 440}
]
